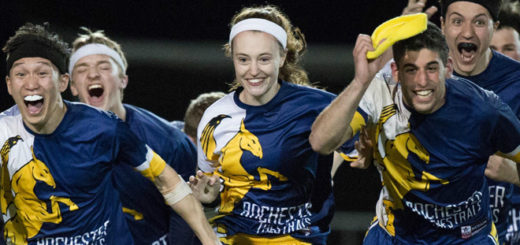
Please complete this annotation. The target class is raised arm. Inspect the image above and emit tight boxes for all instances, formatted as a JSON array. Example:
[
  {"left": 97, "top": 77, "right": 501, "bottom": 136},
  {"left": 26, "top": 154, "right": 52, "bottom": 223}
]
[
  {"left": 154, "top": 165, "right": 219, "bottom": 245},
  {"left": 309, "top": 34, "right": 388, "bottom": 155},
  {"left": 402, "top": 0, "right": 438, "bottom": 18}
]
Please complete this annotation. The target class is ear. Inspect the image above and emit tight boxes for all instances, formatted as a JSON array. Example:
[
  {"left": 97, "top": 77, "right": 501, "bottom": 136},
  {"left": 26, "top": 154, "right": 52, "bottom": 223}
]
[
  {"left": 120, "top": 75, "right": 128, "bottom": 89},
  {"left": 6, "top": 76, "right": 12, "bottom": 96},
  {"left": 493, "top": 20, "right": 500, "bottom": 32},
  {"left": 58, "top": 73, "right": 70, "bottom": 93},
  {"left": 445, "top": 57, "right": 454, "bottom": 78},
  {"left": 440, "top": 16, "right": 446, "bottom": 35},
  {"left": 390, "top": 61, "right": 399, "bottom": 83}
]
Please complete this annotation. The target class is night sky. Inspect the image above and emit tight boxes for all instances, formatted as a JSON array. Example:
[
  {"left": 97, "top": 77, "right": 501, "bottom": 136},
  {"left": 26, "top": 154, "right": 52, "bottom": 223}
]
[{"left": 0, "top": 1, "right": 442, "bottom": 113}]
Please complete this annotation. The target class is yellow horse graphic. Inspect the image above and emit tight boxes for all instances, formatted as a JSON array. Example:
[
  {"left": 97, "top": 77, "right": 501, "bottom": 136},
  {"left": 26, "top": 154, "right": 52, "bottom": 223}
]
[
  {"left": 369, "top": 105, "right": 449, "bottom": 235},
  {"left": 201, "top": 116, "right": 287, "bottom": 214},
  {"left": 1, "top": 137, "right": 78, "bottom": 244}
]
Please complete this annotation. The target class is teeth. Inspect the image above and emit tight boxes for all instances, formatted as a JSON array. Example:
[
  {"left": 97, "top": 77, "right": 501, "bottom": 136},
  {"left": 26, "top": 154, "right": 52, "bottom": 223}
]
[
  {"left": 249, "top": 79, "right": 262, "bottom": 84},
  {"left": 88, "top": 84, "right": 103, "bottom": 90},
  {"left": 24, "top": 95, "right": 43, "bottom": 101},
  {"left": 416, "top": 90, "right": 432, "bottom": 96}
]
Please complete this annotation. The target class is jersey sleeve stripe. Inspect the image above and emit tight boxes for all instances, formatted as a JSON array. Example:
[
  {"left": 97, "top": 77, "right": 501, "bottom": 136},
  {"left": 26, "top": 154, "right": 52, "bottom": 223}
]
[
  {"left": 135, "top": 145, "right": 167, "bottom": 181},
  {"left": 350, "top": 111, "right": 367, "bottom": 136}
]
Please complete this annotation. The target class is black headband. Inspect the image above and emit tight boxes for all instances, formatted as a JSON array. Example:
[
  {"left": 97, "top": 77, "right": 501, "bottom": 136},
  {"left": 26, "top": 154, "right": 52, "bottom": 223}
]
[
  {"left": 441, "top": 0, "right": 500, "bottom": 21},
  {"left": 6, "top": 39, "right": 68, "bottom": 74}
]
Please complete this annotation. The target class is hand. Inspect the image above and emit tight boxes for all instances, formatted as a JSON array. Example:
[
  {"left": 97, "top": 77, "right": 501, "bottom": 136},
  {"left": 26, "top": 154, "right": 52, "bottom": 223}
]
[
  {"left": 188, "top": 170, "right": 221, "bottom": 204},
  {"left": 402, "top": 0, "right": 438, "bottom": 19},
  {"left": 485, "top": 155, "right": 520, "bottom": 186},
  {"left": 350, "top": 127, "right": 374, "bottom": 169},
  {"left": 352, "top": 34, "right": 390, "bottom": 87}
]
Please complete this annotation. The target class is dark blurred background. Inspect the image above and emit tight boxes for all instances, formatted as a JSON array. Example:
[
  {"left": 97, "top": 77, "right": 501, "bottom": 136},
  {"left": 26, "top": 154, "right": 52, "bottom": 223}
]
[{"left": 0, "top": 1, "right": 441, "bottom": 244}]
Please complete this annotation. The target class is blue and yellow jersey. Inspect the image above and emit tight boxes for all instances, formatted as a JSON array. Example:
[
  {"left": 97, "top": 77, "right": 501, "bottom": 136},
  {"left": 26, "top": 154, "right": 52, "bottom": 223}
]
[
  {"left": 197, "top": 81, "right": 335, "bottom": 243},
  {"left": 346, "top": 75, "right": 520, "bottom": 244},
  {"left": 456, "top": 50, "right": 520, "bottom": 243},
  {"left": 111, "top": 104, "right": 197, "bottom": 245},
  {"left": 0, "top": 101, "right": 166, "bottom": 245}
]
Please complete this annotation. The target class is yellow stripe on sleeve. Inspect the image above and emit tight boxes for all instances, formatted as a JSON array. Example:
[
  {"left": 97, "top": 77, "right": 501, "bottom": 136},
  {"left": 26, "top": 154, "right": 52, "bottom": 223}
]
[
  {"left": 497, "top": 145, "right": 520, "bottom": 163},
  {"left": 350, "top": 111, "right": 366, "bottom": 136},
  {"left": 340, "top": 152, "right": 359, "bottom": 162},
  {"left": 137, "top": 148, "right": 166, "bottom": 182}
]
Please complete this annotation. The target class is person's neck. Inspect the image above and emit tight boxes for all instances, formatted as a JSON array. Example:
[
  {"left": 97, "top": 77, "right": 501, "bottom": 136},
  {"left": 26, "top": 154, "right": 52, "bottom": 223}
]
[
  {"left": 111, "top": 103, "right": 127, "bottom": 121},
  {"left": 239, "top": 82, "right": 281, "bottom": 106},
  {"left": 28, "top": 100, "right": 67, "bottom": 135},
  {"left": 455, "top": 48, "right": 493, "bottom": 76}
]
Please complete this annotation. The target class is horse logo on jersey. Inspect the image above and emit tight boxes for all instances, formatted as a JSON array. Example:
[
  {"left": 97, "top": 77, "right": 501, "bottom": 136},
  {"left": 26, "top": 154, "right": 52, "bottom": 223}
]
[
  {"left": 218, "top": 120, "right": 288, "bottom": 213},
  {"left": 381, "top": 132, "right": 449, "bottom": 209},
  {"left": 375, "top": 105, "right": 449, "bottom": 211},
  {"left": 201, "top": 114, "right": 231, "bottom": 163},
  {"left": 0, "top": 137, "right": 78, "bottom": 243}
]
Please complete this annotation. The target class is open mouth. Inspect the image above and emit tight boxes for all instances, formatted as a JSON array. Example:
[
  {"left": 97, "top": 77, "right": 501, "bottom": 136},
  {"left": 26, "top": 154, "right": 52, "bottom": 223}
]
[
  {"left": 88, "top": 84, "right": 104, "bottom": 98},
  {"left": 24, "top": 95, "right": 44, "bottom": 115},
  {"left": 457, "top": 43, "right": 478, "bottom": 63}
]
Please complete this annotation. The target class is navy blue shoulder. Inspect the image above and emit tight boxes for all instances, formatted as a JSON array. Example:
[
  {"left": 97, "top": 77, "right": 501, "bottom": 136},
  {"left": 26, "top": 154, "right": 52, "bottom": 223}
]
[
  {"left": 281, "top": 82, "right": 336, "bottom": 106},
  {"left": 66, "top": 101, "right": 120, "bottom": 122},
  {"left": 448, "top": 77, "right": 499, "bottom": 101},
  {"left": 124, "top": 104, "right": 184, "bottom": 139},
  {"left": 284, "top": 82, "right": 335, "bottom": 98},
  {"left": 446, "top": 77, "right": 503, "bottom": 117}
]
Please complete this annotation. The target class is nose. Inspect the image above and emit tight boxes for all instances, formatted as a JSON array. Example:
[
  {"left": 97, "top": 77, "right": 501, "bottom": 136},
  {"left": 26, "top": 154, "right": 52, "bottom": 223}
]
[
  {"left": 87, "top": 66, "right": 100, "bottom": 79},
  {"left": 249, "top": 61, "right": 259, "bottom": 76},
  {"left": 460, "top": 21, "right": 474, "bottom": 39},
  {"left": 416, "top": 69, "right": 428, "bottom": 87},
  {"left": 24, "top": 74, "right": 40, "bottom": 90}
]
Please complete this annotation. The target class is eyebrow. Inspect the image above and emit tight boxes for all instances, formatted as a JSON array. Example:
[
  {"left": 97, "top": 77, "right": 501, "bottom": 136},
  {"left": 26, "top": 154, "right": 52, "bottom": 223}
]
[
  {"left": 402, "top": 61, "right": 439, "bottom": 69},
  {"left": 448, "top": 11, "right": 489, "bottom": 20},
  {"left": 74, "top": 60, "right": 111, "bottom": 69},
  {"left": 402, "top": 63, "right": 418, "bottom": 69},
  {"left": 235, "top": 52, "right": 273, "bottom": 56},
  {"left": 12, "top": 60, "right": 53, "bottom": 69},
  {"left": 426, "top": 61, "right": 440, "bottom": 66}
]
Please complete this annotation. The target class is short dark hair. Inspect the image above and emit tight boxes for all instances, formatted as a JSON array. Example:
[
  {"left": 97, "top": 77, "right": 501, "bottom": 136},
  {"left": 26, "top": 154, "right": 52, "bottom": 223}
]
[
  {"left": 392, "top": 22, "right": 449, "bottom": 66},
  {"left": 498, "top": 1, "right": 520, "bottom": 33},
  {"left": 3, "top": 23, "right": 70, "bottom": 74}
]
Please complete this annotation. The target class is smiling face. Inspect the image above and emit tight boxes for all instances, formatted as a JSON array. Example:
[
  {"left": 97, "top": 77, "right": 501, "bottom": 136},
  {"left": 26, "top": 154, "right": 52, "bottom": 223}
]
[
  {"left": 392, "top": 48, "right": 452, "bottom": 114},
  {"left": 490, "top": 27, "right": 520, "bottom": 61},
  {"left": 441, "top": 1, "right": 498, "bottom": 76},
  {"left": 6, "top": 57, "right": 69, "bottom": 134},
  {"left": 232, "top": 31, "right": 286, "bottom": 106},
  {"left": 70, "top": 54, "right": 128, "bottom": 119}
]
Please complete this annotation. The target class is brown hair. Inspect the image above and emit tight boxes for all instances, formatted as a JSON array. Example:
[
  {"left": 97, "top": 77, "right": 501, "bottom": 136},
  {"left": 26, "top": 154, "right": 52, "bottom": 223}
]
[
  {"left": 183, "top": 91, "right": 226, "bottom": 140},
  {"left": 224, "top": 5, "right": 310, "bottom": 91},
  {"left": 72, "top": 27, "right": 128, "bottom": 75}
]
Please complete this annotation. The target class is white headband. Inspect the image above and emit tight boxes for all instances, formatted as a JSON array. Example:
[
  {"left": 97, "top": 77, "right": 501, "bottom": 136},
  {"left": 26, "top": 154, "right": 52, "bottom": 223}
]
[
  {"left": 69, "top": 43, "right": 126, "bottom": 74},
  {"left": 229, "top": 18, "right": 287, "bottom": 49}
]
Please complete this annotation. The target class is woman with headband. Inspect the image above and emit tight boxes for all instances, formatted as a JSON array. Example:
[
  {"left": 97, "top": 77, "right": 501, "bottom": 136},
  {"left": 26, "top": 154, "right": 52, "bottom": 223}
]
[{"left": 189, "top": 5, "right": 337, "bottom": 244}]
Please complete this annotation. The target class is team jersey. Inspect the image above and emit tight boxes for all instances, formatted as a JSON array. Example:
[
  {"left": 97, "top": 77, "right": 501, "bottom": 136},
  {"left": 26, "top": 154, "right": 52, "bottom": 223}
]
[
  {"left": 455, "top": 50, "right": 520, "bottom": 243},
  {"left": 0, "top": 101, "right": 166, "bottom": 245},
  {"left": 345, "top": 74, "right": 520, "bottom": 244},
  {"left": 112, "top": 104, "right": 197, "bottom": 245},
  {"left": 197, "top": 81, "right": 335, "bottom": 244}
]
